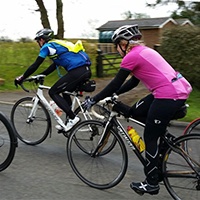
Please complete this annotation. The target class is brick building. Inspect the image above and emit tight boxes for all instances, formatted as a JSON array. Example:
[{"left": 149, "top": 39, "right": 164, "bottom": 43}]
[{"left": 96, "top": 17, "right": 194, "bottom": 52}]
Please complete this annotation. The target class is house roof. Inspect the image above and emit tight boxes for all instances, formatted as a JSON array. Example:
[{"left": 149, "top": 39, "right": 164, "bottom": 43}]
[
  {"left": 96, "top": 17, "right": 193, "bottom": 31},
  {"left": 174, "top": 18, "right": 194, "bottom": 26}
]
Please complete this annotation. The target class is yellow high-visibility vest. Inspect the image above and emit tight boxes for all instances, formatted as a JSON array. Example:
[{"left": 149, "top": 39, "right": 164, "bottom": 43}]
[{"left": 48, "top": 39, "right": 85, "bottom": 53}]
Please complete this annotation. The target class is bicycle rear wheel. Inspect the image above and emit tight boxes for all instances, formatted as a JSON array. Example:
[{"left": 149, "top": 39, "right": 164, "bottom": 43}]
[
  {"left": 0, "top": 112, "right": 17, "bottom": 171},
  {"left": 162, "top": 134, "right": 200, "bottom": 200},
  {"left": 74, "top": 104, "right": 116, "bottom": 155},
  {"left": 67, "top": 120, "right": 128, "bottom": 189},
  {"left": 10, "top": 97, "right": 51, "bottom": 145}
]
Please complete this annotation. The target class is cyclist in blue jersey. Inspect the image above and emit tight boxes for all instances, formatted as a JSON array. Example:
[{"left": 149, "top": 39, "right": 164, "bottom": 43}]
[{"left": 14, "top": 28, "right": 92, "bottom": 132}]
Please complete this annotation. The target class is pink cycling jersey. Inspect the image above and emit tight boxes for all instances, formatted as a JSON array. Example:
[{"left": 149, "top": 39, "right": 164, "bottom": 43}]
[{"left": 121, "top": 45, "right": 192, "bottom": 99}]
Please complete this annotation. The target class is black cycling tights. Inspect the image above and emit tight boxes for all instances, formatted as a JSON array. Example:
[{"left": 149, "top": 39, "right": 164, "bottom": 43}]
[
  {"left": 49, "top": 66, "right": 91, "bottom": 119},
  {"left": 145, "top": 98, "right": 185, "bottom": 184},
  {"left": 130, "top": 94, "right": 186, "bottom": 184}
]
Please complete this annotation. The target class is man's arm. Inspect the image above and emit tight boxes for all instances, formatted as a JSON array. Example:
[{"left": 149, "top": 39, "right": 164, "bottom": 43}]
[
  {"left": 40, "top": 63, "right": 56, "bottom": 76},
  {"left": 23, "top": 56, "right": 45, "bottom": 78}
]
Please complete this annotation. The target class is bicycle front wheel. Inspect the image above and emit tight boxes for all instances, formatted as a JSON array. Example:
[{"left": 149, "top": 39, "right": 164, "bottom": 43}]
[
  {"left": 10, "top": 97, "right": 51, "bottom": 145},
  {"left": 67, "top": 120, "right": 128, "bottom": 189},
  {"left": 162, "top": 134, "right": 200, "bottom": 200},
  {"left": 0, "top": 112, "right": 17, "bottom": 171}
]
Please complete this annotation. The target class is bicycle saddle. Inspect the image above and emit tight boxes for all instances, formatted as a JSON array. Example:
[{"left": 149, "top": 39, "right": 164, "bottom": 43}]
[
  {"left": 76, "top": 79, "right": 96, "bottom": 92},
  {"left": 172, "top": 104, "right": 188, "bottom": 120}
]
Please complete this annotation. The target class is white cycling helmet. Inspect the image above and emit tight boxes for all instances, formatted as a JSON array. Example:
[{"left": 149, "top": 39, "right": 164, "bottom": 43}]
[{"left": 111, "top": 24, "right": 142, "bottom": 45}]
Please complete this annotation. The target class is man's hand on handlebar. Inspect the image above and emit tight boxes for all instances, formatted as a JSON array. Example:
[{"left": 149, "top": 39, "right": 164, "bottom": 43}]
[{"left": 14, "top": 75, "right": 24, "bottom": 87}]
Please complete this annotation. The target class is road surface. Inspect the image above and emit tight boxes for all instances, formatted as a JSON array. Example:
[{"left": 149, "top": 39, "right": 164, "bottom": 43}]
[{"left": 0, "top": 103, "right": 189, "bottom": 200}]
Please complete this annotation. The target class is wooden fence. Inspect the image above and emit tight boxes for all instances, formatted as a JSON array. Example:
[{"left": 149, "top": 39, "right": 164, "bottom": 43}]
[{"left": 96, "top": 49, "right": 122, "bottom": 77}]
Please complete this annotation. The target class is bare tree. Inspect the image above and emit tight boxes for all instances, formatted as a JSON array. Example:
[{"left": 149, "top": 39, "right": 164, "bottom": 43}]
[
  {"left": 121, "top": 11, "right": 133, "bottom": 19},
  {"left": 35, "top": 0, "right": 64, "bottom": 38},
  {"left": 56, "top": 0, "right": 64, "bottom": 38},
  {"left": 35, "top": 0, "right": 51, "bottom": 29},
  {"left": 121, "top": 11, "right": 150, "bottom": 19}
]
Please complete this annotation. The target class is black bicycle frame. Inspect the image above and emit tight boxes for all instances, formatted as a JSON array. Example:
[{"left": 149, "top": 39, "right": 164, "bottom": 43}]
[
  {"left": 112, "top": 116, "right": 147, "bottom": 166},
  {"left": 90, "top": 112, "right": 146, "bottom": 166}
]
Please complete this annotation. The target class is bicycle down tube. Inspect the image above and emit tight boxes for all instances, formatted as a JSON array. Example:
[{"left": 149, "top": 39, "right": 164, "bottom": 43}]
[{"left": 94, "top": 111, "right": 146, "bottom": 166}]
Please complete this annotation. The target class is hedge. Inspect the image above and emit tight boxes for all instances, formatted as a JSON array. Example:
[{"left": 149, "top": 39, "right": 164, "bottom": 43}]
[{"left": 159, "top": 26, "right": 200, "bottom": 89}]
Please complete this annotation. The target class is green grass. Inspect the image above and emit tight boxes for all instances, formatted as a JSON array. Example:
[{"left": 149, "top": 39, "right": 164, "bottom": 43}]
[
  {"left": 0, "top": 41, "right": 97, "bottom": 90},
  {"left": 0, "top": 41, "right": 199, "bottom": 122},
  {"left": 183, "top": 88, "right": 200, "bottom": 122}
]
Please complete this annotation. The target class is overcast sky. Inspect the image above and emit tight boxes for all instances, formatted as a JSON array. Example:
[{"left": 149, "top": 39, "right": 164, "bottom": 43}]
[{"left": 0, "top": 0, "right": 177, "bottom": 40}]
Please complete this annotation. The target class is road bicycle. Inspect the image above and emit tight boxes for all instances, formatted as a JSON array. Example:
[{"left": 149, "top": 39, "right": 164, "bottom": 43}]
[
  {"left": 0, "top": 111, "right": 18, "bottom": 171},
  {"left": 67, "top": 95, "right": 200, "bottom": 200},
  {"left": 10, "top": 75, "right": 106, "bottom": 146}
]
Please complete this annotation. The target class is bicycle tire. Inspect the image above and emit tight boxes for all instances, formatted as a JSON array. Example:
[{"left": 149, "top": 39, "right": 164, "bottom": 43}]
[
  {"left": 0, "top": 111, "right": 17, "bottom": 171},
  {"left": 67, "top": 120, "right": 128, "bottom": 189},
  {"left": 162, "top": 133, "right": 200, "bottom": 200},
  {"left": 183, "top": 118, "right": 200, "bottom": 135},
  {"left": 10, "top": 97, "right": 51, "bottom": 145},
  {"left": 182, "top": 118, "right": 200, "bottom": 152},
  {"left": 74, "top": 104, "right": 117, "bottom": 155}
]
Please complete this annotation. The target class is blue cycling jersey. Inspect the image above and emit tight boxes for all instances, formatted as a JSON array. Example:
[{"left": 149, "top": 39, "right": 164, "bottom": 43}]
[{"left": 39, "top": 41, "right": 91, "bottom": 71}]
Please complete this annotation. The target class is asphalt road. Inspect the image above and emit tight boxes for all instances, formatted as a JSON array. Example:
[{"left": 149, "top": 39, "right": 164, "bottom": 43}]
[{"left": 0, "top": 102, "right": 189, "bottom": 200}]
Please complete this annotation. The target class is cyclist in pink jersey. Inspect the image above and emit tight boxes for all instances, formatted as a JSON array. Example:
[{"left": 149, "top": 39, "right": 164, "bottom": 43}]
[{"left": 84, "top": 24, "right": 192, "bottom": 195}]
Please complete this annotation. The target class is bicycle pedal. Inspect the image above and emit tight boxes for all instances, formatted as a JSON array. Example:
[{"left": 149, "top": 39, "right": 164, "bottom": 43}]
[
  {"left": 57, "top": 128, "right": 70, "bottom": 137},
  {"left": 57, "top": 130, "right": 64, "bottom": 134}
]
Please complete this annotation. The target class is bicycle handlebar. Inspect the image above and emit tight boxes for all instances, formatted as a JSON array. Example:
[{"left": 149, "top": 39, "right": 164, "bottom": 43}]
[
  {"left": 90, "top": 95, "right": 119, "bottom": 119},
  {"left": 98, "top": 94, "right": 119, "bottom": 105},
  {"left": 20, "top": 75, "right": 46, "bottom": 93},
  {"left": 20, "top": 83, "right": 30, "bottom": 93}
]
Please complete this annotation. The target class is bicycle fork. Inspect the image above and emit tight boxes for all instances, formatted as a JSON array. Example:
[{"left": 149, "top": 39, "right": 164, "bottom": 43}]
[
  {"left": 90, "top": 118, "right": 113, "bottom": 157},
  {"left": 26, "top": 96, "right": 39, "bottom": 124}
]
